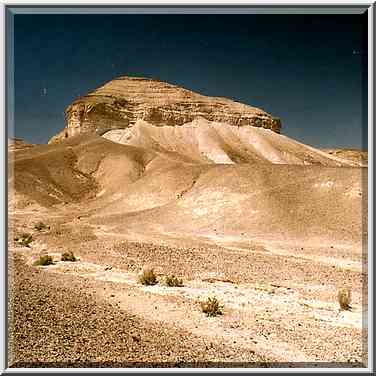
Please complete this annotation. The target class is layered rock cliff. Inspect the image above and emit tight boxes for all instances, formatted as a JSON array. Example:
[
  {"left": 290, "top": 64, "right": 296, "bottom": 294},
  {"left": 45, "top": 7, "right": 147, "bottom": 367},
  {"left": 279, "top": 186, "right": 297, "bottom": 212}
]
[{"left": 49, "top": 76, "right": 281, "bottom": 144}]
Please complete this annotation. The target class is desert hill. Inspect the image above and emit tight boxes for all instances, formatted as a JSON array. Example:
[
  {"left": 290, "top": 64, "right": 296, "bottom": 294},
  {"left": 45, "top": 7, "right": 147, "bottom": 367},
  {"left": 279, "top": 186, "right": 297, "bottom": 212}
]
[
  {"left": 10, "top": 121, "right": 365, "bottom": 247},
  {"left": 8, "top": 76, "right": 367, "bottom": 366},
  {"left": 49, "top": 76, "right": 281, "bottom": 143},
  {"left": 10, "top": 77, "right": 365, "bottom": 245}
]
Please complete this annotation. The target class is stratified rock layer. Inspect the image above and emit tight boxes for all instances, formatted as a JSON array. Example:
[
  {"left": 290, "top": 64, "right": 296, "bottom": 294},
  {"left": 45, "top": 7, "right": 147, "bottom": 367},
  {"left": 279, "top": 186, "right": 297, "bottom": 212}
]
[
  {"left": 49, "top": 76, "right": 281, "bottom": 143},
  {"left": 8, "top": 138, "right": 35, "bottom": 152}
]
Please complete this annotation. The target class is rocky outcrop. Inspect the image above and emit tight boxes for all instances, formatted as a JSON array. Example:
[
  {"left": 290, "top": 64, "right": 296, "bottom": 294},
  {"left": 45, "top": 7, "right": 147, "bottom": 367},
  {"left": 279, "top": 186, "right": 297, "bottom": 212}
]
[
  {"left": 49, "top": 76, "right": 281, "bottom": 144},
  {"left": 8, "top": 138, "right": 35, "bottom": 152}
]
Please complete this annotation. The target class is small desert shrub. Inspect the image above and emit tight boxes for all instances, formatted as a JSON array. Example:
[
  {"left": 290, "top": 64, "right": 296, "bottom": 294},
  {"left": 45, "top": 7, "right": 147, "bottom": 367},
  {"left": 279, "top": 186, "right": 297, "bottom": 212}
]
[
  {"left": 61, "top": 251, "right": 77, "bottom": 262},
  {"left": 138, "top": 267, "right": 158, "bottom": 286},
  {"left": 34, "top": 255, "right": 54, "bottom": 266},
  {"left": 14, "top": 233, "right": 33, "bottom": 247},
  {"left": 164, "top": 274, "right": 183, "bottom": 287},
  {"left": 201, "top": 296, "right": 224, "bottom": 317},
  {"left": 33, "top": 221, "right": 49, "bottom": 232},
  {"left": 338, "top": 288, "right": 351, "bottom": 310}
]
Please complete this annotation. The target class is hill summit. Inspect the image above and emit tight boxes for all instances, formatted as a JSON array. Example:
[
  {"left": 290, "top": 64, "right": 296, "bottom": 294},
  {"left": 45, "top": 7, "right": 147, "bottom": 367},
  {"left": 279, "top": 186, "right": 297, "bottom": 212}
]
[{"left": 49, "top": 76, "right": 281, "bottom": 143}]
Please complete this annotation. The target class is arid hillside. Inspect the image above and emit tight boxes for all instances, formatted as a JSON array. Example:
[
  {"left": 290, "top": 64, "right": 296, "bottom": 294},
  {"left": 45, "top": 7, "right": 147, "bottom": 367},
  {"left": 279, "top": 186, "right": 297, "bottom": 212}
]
[{"left": 9, "top": 121, "right": 366, "bottom": 245}]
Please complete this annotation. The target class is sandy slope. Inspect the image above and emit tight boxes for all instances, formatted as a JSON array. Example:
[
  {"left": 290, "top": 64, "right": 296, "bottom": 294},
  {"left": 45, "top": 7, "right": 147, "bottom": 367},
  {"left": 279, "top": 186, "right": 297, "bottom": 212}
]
[{"left": 104, "top": 119, "right": 360, "bottom": 166}]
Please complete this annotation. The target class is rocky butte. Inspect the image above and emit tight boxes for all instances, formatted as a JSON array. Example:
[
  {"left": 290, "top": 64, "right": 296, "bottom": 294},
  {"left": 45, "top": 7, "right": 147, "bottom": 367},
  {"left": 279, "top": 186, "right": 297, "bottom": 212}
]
[{"left": 49, "top": 76, "right": 282, "bottom": 144}]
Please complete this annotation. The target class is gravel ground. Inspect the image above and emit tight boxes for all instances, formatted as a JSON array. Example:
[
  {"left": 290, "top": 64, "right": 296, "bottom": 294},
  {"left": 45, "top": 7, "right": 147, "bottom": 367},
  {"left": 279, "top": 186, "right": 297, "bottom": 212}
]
[
  {"left": 16, "top": 214, "right": 365, "bottom": 305},
  {"left": 8, "top": 253, "right": 267, "bottom": 368},
  {"left": 41, "top": 231, "right": 364, "bottom": 305},
  {"left": 8, "top": 213, "right": 367, "bottom": 368}
]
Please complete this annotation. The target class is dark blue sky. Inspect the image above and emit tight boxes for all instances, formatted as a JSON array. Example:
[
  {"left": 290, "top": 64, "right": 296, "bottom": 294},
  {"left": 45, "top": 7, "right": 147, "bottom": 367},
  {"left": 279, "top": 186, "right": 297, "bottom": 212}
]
[{"left": 12, "top": 13, "right": 367, "bottom": 149}]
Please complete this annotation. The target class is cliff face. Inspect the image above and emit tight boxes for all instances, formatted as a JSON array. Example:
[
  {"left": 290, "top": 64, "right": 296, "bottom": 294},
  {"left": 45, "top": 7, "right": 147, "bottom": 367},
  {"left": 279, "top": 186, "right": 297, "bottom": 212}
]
[{"left": 49, "top": 76, "right": 281, "bottom": 143}]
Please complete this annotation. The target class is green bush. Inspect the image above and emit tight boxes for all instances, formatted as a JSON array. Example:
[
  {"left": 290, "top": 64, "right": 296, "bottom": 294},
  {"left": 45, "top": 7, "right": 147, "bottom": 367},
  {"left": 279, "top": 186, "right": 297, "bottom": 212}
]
[
  {"left": 34, "top": 255, "right": 54, "bottom": 266},
  {"left": 33, "top": 221, "right": 50, "bottom": 232},
  {"left": 138, "top": 267, "right": 158, "bottom": 286},
  {"left": 61, "top": 251, "right": 77, "bottom": 262},
  {"left": 201, "top": 296, "right": 224, "bottom": 317},
  {"left": 14, "top": 233, "right": 33, "bottom": 247},
  {"left": 164, "top": 274, "right": 183, "bottom": 287}
]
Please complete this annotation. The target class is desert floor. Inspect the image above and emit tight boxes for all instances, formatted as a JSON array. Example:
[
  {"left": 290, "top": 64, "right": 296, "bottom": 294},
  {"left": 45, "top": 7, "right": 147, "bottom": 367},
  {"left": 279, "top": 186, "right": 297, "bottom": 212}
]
[{"left": 8, "top": 206, "right": 367, "bottom": 368}]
